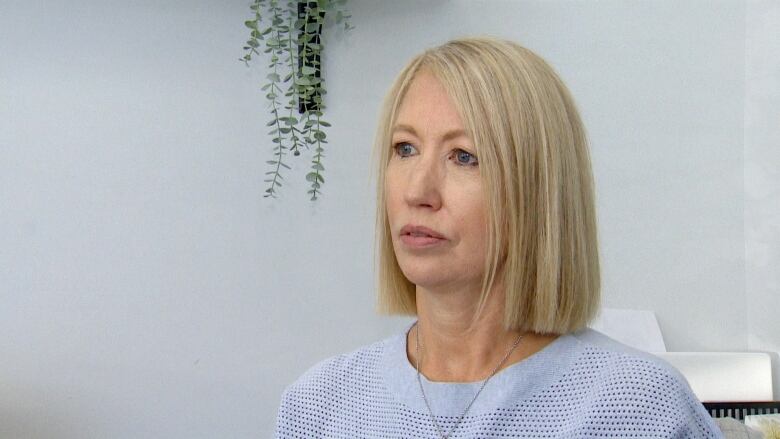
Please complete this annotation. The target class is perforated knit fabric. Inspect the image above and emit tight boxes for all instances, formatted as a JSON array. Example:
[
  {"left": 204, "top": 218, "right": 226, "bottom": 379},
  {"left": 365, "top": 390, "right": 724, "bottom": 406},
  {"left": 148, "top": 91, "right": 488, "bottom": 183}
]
[{"left": 274, "top": 321, "right": 724, "bottom": 438}]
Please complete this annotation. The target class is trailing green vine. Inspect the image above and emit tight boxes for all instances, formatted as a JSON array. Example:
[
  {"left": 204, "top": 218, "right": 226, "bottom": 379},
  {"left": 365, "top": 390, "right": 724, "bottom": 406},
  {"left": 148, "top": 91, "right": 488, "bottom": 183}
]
[{"left": 241, "top": 0, "right": 353, "bottom": 200}]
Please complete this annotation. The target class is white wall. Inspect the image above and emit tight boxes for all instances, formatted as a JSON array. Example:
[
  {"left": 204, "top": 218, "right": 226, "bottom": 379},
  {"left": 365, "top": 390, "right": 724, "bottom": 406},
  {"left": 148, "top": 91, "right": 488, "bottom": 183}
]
[
  {"left": 745, "top": 0, "right": 780, "bottom": 400},
  {"left": 0, "top": 1, "right": 774, "bottom": 438}
]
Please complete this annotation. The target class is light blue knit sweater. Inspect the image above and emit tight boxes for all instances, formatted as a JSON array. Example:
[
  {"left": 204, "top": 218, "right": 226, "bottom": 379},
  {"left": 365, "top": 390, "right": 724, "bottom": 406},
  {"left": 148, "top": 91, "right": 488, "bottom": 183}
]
[{"left": 274, "top": 321, "right": 723, "bottom": 438}]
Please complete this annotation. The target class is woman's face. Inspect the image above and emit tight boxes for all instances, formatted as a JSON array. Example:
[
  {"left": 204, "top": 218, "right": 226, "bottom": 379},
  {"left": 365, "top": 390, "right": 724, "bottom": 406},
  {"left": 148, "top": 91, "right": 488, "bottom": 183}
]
[{"left": 385, "top": 69, "right": 488, "bottom": 292}]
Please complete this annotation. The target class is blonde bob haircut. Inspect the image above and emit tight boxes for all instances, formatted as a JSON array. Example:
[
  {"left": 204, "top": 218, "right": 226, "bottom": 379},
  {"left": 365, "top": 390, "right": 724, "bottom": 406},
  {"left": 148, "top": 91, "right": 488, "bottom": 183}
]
[{"left": 372, "top": 36, "right": 600, "bottom": 335}]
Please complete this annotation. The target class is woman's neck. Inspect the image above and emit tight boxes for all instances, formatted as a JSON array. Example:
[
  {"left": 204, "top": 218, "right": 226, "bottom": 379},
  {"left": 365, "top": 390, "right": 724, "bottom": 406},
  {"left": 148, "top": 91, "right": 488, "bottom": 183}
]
[{"left": 407, "top": 284, "right": 559, "bottom": 383}]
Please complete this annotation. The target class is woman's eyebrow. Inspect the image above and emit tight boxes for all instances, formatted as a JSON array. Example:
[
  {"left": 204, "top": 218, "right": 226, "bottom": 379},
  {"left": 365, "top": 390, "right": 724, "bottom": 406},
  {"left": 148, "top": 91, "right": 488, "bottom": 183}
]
[{"left": 392, "top": 124, "right": 468, "bottom": 142}]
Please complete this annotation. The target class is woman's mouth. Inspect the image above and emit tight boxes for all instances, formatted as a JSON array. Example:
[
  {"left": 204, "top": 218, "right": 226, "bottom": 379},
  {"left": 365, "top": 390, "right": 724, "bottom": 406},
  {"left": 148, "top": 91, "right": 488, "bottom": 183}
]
[
  {"left": 400, "top": 234, "right": 446, "bottom": 248},
  {"left": 400, "top": 225, "right": 448, "bottom": 249}
]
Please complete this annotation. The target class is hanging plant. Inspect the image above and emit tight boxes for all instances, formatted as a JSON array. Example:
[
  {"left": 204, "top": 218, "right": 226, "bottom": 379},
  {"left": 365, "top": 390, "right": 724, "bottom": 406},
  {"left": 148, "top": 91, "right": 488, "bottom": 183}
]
[{"left": 241, "top": 0, "right": 354, "bottom": 200}]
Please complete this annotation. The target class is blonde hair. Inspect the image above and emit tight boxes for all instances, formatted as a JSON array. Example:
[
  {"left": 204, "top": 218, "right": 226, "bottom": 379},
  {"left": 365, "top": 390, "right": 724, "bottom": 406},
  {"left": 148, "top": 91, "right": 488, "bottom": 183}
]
[{"left": 371, "top": 36, "right": 600, "bottom": 335}]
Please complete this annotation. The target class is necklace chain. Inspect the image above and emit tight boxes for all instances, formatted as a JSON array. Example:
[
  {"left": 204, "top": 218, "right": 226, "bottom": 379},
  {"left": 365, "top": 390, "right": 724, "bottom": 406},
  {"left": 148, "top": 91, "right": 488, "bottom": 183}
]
[{"left": 414, "top": 322, "right": 525, "bottom": 439}]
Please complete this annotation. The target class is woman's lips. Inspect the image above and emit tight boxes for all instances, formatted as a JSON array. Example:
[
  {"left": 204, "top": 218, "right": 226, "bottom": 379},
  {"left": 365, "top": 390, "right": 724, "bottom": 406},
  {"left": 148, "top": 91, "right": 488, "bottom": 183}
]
[
  {"left": 399, "top": 224, "right": 448, "bottom": 248},
  {"left": 400, "top": 234, "right": 446, "bottom": 248},
  {"left": 399, "top": 224, "right": 446, "bottom": 239}
]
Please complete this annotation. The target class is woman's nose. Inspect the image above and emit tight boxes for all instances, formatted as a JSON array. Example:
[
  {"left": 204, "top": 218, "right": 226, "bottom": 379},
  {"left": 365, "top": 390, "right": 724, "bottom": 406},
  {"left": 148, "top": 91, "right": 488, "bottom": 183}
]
[{"left": 403, "top": 155, "right": 443, "bottom": 210}]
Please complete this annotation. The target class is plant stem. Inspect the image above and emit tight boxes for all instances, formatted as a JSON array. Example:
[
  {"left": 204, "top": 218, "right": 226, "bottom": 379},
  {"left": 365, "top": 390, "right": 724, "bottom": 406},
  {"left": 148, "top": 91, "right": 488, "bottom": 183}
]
[
  {"left": 286, "top": 10, "right": 302, "bottom": 156},
  {"left": 309, "top": 111, "right": 324, "bottom": 200},
  {"left": 265, "top": 0, "right": 289, "bottom": 197}
]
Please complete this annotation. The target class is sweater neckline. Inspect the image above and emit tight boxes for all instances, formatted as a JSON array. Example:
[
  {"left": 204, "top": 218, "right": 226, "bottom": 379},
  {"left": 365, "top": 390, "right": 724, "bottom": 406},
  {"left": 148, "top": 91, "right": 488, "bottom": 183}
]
[{"left": 380, "top": 319, "right": 581, "bottom": 417}]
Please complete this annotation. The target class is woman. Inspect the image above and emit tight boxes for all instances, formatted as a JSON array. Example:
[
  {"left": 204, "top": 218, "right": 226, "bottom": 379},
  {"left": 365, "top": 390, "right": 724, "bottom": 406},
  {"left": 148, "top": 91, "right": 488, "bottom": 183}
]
[{"left": 274, "top": 36, "right": 722, "bottom": 438}]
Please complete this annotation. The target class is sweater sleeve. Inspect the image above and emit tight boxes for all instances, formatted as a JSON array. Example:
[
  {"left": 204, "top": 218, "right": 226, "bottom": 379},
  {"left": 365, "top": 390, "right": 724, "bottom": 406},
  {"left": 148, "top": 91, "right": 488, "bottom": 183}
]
[
  {"left": 273, "top": 386, "right": 296, "bottom": 439},
  {"left": 665, "top": 371, "right": 725, "bottom": 439},
  {"left": 577, "top": 355, "right": 724, "bottom": 438},
  {"left": 273, "top": 383, "right": 331, "bottom": 439},
  {"left": 273, "top": 357, "right": 340, "bottom": 439}
]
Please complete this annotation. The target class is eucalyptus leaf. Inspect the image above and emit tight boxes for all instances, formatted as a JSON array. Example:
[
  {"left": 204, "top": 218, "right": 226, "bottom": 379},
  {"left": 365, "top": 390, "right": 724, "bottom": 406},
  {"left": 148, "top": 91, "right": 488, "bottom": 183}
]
[{"left": 241, "top": 0, "right": 353, "bottom": 200}]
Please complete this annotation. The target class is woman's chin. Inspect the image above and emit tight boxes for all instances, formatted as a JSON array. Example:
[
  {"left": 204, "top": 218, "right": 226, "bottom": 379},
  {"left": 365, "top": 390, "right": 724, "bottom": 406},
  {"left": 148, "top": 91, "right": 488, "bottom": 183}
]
[
  {"left": 400, "top": 267, "right": 467, "bottom": 292},
  {"left": 401, "top": 272, "right": 445, "bottom": 290}
]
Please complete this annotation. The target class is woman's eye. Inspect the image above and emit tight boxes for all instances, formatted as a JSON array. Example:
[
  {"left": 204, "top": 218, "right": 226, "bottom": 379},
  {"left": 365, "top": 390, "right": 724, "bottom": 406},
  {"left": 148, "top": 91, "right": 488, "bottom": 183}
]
[
  {"left": 392, "top": 143, "right": 478, "bottom": 167},
  {"left": 453, "top": 149, "right": 478, "bottom": 166},
  {"left": 393, "top": 142, "right": 417, "bottom": 158}
]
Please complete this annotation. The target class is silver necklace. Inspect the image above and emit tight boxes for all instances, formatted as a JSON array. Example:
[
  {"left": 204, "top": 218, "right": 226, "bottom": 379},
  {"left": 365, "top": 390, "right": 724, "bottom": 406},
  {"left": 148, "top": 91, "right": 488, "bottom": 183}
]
[{"left": 414, "top": 322, "right": 525, "bottom": 439}]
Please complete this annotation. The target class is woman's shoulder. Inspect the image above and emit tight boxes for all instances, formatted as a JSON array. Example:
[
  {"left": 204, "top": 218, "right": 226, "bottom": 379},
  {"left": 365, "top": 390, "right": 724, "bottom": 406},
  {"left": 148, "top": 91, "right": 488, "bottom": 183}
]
[
  {"left": 280, "top": 334, "right": 392, "bottom": 399},
  {"left": 568, "top": 327, "right": 690, "bottom": 384},
  {"left": 274, "top": 335, "right": 397, "bottom": 438},
  {"left": 562, "top": 328, "right": 722, "bottom": 437}
]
